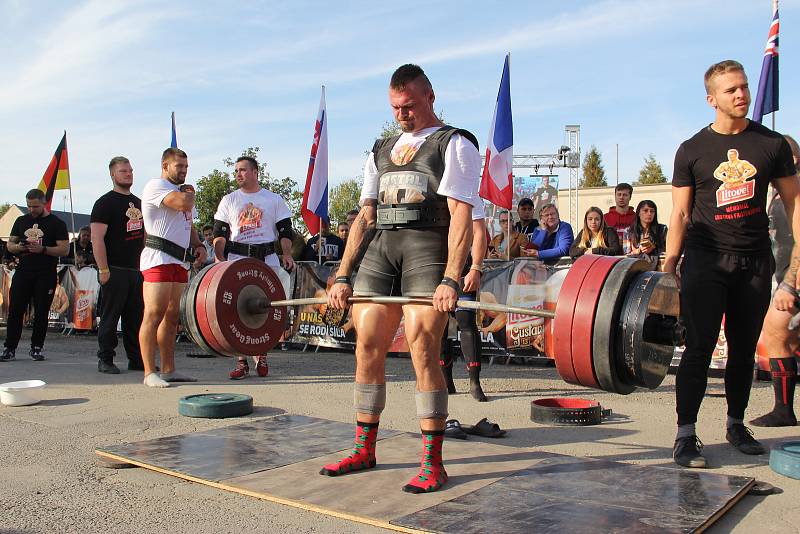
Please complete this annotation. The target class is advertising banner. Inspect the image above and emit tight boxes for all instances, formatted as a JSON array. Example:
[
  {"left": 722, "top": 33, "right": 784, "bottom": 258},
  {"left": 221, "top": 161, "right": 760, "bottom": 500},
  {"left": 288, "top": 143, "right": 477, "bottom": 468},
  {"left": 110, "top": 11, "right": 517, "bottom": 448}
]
[{"left": 514, "top": 175, "right": 559, "bottom": 215}]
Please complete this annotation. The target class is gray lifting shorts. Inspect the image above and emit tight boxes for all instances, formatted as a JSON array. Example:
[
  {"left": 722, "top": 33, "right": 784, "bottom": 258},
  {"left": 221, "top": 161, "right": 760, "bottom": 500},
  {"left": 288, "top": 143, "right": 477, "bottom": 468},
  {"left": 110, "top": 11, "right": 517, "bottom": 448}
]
[{"left": 353, "top": 227, "right": 448, "bottom": 298}]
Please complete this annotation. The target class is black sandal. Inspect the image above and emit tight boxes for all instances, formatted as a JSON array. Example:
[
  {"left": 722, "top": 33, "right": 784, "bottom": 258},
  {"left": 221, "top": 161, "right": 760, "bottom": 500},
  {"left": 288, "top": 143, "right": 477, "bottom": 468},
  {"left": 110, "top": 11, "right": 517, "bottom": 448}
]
[
  {"left": 445, "top": 419, "right": 468, "bottom": 440},
  {"left": 461, "top": 417, "right": 507, "bottom": 438}
]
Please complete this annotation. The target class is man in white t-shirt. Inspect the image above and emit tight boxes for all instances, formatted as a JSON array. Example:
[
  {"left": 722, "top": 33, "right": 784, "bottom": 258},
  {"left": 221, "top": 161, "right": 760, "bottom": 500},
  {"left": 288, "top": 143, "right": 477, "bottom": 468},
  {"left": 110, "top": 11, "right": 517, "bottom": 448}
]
[
  {"left": 324, "top": 64, "right": 481, "bottom": 494},
  {"left": 139, "top": 147, "right": 207, "bottom": 388},
  {"left": 212, "top": 155, "right": 295, "bottom": 380}
]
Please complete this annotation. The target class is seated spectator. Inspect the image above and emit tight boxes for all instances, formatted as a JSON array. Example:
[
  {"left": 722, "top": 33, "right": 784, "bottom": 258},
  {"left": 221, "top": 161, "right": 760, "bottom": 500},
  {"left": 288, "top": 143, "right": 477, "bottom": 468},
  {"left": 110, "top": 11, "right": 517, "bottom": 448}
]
[
  {"left": 604, "top": 182, "right": 636, "bottom": 251},
  {"left": 514, "top": 197, "right": 538, "bottom": 241},
  {"left": 627, "top": 199, "right": 668, "bottom": 268},
  {"left": 569, "top": 206, "right": 622, "bottom": 258},
  {"left": 488, "top": 211, "right": 529, "bottom": 259},
  {"left": 303, "top": 218, "right": 345, "bottom": 263},
  {"left": 65, "top": 226, "right": 95, "bottom": 267},
  {"left": 337, "top": 222, "right": 350, "bottom": 245},
  {"left": 201, "top": 224, "right": 215, "bottom": 266},
  {"left": 525, "top": 204, "right": 574, "bottom": 263}
]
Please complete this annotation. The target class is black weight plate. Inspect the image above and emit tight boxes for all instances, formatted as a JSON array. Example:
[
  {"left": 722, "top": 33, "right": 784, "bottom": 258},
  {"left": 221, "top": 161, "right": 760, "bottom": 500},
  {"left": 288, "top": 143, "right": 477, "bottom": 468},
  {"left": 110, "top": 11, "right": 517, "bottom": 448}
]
[
  {"left": 181, "top": 264, "right": 226, "bottom": 358},
  {"left": 592, "top": 258, "right": 648, "bottom": 395},
  {"left": 619, "top": 271, "right": 675, "bottom": 389},
  {"left": 178, "top": 393, "right": 254, "bottom": 418}
]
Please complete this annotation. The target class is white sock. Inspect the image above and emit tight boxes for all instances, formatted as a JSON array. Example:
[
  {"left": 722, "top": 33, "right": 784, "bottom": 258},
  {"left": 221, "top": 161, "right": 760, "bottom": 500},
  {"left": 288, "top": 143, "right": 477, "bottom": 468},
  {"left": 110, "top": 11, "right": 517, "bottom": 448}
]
[
  {"left": 676, "top": 423, "right": 696, "bottom": 440},
  {"left": 144, "top": 373, "right": 170, "bottom": 388}
]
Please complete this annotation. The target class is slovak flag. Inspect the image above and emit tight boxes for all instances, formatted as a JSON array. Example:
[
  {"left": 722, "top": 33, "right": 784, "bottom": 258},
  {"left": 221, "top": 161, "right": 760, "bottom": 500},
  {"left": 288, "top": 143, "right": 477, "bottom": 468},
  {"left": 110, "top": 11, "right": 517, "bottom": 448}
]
[
  {"left": 302, "top": 86, "right": 329, "bottom": 235},
  {"left": 753, "top": 0, "right": 779, "bottom": 124},
  {"left": 479, "top": 54, "right": 513, "bottom": 210}
]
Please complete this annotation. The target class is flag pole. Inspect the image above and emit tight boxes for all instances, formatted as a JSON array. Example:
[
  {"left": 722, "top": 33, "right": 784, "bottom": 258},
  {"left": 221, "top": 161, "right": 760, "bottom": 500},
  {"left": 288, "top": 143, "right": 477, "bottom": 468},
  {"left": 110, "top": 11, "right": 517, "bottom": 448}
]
[
  {"left": 64, "top": 131, "right": 77, "bottom": 259},
  {"left": 507, "top": 51, "right": 512, "bottom": 263},
  {"left": 317, "top": 217, "right": 323, "bottom": 264}
]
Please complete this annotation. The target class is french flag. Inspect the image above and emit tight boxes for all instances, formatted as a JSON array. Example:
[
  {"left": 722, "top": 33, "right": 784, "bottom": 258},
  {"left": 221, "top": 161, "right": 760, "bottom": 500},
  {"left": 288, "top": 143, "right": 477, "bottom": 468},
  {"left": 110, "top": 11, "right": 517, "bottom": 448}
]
[
  {"left": 479, "top": 54, "right": 513, "bottom": 210},
  {"left": 302, "top": 86, "right": 329, "bottom": 235},
  {"left": 753, "top": 1, "right": 779, "bottom": 124}
]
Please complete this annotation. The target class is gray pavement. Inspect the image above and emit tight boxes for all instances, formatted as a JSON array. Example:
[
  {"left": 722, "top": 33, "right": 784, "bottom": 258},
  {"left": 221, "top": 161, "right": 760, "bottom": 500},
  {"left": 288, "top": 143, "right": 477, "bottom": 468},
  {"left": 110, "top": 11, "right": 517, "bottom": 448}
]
[{"left": 1, "top": 330, "right": 799, "bottom": 533}]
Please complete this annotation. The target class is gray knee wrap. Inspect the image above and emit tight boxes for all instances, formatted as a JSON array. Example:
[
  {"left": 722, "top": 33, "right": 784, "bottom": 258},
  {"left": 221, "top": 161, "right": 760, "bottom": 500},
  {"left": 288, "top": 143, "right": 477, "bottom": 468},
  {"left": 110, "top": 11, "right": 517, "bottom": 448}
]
[
  {"left": 354, "top": 383, "right": 386, "bottom": 415},
  {"left": 415, "top": 389, "right": 449, "bottom": 420}
]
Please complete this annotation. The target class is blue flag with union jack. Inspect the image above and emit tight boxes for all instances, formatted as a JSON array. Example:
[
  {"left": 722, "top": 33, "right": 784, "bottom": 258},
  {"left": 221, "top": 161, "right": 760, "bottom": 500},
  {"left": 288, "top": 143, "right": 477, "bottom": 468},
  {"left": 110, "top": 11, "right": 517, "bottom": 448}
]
[{"left": 753, "top": 2, "right": 779, "bottom": 124}]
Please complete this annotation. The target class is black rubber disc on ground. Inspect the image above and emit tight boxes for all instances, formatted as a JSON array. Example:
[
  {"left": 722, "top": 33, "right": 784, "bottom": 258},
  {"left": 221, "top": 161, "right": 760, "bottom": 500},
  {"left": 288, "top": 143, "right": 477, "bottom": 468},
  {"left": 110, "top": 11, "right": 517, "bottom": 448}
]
[
  {"left": 530, "top": 398, "right": 603, "bottom": 426},
  {"left": 592, "top": 258, "right": 648, "bottom": 395},
  {"left": 178, "top": 393, "right": 254, "bottom": 418},
  {"left": 770, "top": 441, "right": 800, "bottom": 480}
]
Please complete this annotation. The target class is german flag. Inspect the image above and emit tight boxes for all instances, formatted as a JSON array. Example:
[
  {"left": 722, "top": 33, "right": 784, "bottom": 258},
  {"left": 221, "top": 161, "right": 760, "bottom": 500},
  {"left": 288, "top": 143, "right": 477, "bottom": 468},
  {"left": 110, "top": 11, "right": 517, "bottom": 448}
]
[{"left": 37, "top": 132, "right": 70, "bottom": 210}]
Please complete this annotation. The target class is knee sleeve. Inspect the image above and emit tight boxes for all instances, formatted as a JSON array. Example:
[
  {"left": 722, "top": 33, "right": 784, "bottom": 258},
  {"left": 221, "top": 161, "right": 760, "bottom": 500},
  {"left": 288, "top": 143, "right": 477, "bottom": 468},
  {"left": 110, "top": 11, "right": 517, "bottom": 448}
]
[
  {"left": 415, "top": 389, "right": 449, "bottom": 420},
  {"left": 353, "top": 383, "right": 386, "bottom": 415}
]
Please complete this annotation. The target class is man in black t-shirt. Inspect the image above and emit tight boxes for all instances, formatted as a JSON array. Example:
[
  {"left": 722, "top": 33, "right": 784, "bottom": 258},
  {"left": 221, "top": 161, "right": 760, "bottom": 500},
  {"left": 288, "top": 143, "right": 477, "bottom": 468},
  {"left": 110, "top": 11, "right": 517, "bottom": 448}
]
[
  {"left": 1, "top": 189, "right": 69, "bottom": 362},
  {"left": 513, "top": 197, "right": 538, "bottom": 242},
  {"left": 90, "top": 156, "right": 146, "bottom": 374},
  {"left": 303, "top": 218, "right": 345, "bottom": 263},
  {"left": 664, "top": 60, "right": 799, "bottom": 468},
  {"left": 65, "top": 226, "right": 95, "bottom": 267}
]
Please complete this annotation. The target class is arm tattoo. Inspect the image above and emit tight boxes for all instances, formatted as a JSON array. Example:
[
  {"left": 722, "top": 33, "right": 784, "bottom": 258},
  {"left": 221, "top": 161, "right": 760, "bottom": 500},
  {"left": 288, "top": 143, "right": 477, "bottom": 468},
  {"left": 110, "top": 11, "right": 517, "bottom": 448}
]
[{"left": 784, "top": 243, "right": 800, "bottom": 286}]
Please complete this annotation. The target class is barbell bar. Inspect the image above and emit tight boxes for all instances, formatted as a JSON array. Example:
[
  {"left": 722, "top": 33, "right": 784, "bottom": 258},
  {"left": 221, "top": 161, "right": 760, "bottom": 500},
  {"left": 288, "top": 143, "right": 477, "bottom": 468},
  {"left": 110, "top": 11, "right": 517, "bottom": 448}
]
[
  {"left": 180, "top": 256, "right": 684, "bottom": 395},
  {"left": 247, "top": 296, "right": 556, "bottom": 319}
]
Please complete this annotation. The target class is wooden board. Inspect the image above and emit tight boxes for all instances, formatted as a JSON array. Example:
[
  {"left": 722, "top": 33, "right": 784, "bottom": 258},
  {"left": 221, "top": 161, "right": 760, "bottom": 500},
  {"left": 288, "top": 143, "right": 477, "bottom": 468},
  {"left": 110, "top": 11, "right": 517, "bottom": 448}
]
[{"left": 95, "top": 415, "right": 754, "bottom": 533}]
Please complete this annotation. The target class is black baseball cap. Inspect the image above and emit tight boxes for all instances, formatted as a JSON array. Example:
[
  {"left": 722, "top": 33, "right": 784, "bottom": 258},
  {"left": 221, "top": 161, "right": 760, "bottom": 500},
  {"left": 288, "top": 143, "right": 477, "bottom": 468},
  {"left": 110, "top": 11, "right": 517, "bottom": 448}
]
[{"left": 518, "top": 197, "right": 534, "bottom": 207}]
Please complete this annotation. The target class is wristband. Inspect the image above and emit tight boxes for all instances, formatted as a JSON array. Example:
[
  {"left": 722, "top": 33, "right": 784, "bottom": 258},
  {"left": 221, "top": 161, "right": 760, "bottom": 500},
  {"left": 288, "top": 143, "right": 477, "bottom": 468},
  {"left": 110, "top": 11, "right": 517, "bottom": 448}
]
[
  {"left": 779, "top": 281, "right": 798, "bottom": 297},
  {"left": 439, "top": 276, "right": 460, "bottom": 292},
  {"left": 99, "top": 268, "right": 110, "bottom": 274},
  {"left": 469, "top": 264, "right": 483, "bottom": 273},
  {"left": 334, "top": 276, "right": 352, "bottom": 286}
]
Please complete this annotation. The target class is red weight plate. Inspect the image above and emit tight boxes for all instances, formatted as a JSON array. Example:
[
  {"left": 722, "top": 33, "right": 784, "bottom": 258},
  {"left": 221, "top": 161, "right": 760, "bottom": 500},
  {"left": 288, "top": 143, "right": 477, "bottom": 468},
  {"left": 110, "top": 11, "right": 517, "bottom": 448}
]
[
  {"left": 553, "top": 255, "right": 604, "bottom": 384},
  {"left": 205, "top": 258, "right": 288, "bottom": 357},
  {"left": 570, "top": 256, "right": 620, "bottom": 389},
  {"left": 195, "top": 263, "right": 232, "bottom": 356}
]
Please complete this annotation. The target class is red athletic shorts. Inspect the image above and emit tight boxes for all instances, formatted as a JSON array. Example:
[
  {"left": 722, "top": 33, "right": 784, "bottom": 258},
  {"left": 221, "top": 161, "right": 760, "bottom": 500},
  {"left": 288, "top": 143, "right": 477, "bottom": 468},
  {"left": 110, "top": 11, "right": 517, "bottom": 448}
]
[{"left": 142, "top": 264, "right": 189, "bottom": 283}]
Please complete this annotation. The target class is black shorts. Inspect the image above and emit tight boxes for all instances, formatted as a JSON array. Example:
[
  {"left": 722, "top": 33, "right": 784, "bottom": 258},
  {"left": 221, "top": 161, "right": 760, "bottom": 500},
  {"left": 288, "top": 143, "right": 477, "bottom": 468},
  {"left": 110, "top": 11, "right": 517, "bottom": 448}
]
[{"left": 354, "top": 227, "right": 447, "bottom": 297}]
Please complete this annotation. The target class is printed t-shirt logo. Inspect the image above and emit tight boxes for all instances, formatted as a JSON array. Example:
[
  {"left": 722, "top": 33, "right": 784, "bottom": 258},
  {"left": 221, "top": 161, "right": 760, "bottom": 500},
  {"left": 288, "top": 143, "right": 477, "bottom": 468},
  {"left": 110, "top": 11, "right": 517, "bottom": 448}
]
[
  {"left": 391, "top": 143, "right": 420, "bottom": 166},
  {"left": 237, "top": 202, "right": 263, "bottom": 232},
  {"left": 24, "top": 224, "right": 44, "bottom": 246},
  {"left": 714, "top": 149, "right": 757, "bottom": 207},
  {"left": 126, "top": 202, "right": 143, "bottom": 233},
  {"left": 378, "top": 172, "right": 430, "bottom": 205}
]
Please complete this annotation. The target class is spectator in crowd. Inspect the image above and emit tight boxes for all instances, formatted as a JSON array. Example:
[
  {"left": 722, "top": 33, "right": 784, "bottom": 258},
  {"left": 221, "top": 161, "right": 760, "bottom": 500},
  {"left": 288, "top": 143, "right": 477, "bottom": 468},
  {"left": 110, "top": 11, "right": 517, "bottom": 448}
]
[
  {"left": 628, "top": 200, "right": 668, "bottom": 268},
  {"left": 532, "top": 175, "right": 558, "bottom": 215},
  {"left": 768, "top": 135, "right": 799, "bottom": 284},
  {"left": 604, "top": 182, "right": 636, "bottom": 249},
  {"left": 201, "top": 224, "right": 215, "bottom": 266},
  {"left": 91, "top": 156, "right": 146, "bottom": 374},
  {"left": 1, "top": 189, "right": 69, "bottom": 362},
  {"left": 488, "top": 211, "right": 528, "bottom": 259},
  {"left": 346, "top": 209, "right": 359, "bottom": 228},
  {"left": 525, "top": 204, "right": 574, "bottom": 263},
  {"left": 337, "top": 222, "right": 350, "bottom": 244},
  {"left": 303, "top": 218, "right": 345, "bottom": 263},
  {"left": 514, "top": 197, "right": 538, "bottom": 241},
  {"left": 66, "top": 226, "right": 95, "bottom": 267},
  {"left": 275, "top": 225, "right": 307, "bottom": 261},
  {"left": 569, "top": 206, "right": 622, "bottom": 258}
]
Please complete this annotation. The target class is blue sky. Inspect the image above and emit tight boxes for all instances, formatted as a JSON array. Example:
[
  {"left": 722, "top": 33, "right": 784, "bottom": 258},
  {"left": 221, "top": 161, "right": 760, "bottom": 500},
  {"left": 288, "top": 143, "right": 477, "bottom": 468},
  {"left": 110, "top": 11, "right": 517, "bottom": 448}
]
[{"left": 1, "top": 0, "right": 798, "bottom": 214}]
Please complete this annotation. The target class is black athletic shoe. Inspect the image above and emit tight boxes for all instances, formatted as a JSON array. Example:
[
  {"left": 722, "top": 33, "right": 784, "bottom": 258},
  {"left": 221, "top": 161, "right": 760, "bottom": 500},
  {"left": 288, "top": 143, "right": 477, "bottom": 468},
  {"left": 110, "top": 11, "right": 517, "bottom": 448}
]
[
  {"left": 98, "top": 361, "right": 121, "bottom": 374},
  {"left": 29, "top": 347, "right": 45, "bottom": 361},
  {"left": 673, "top": 435, "right": 707, "bottom": 468},
  {"left": 726, "top": 424, "right": 766, "bottom": 455},
  {"left": 0, "top": 348, "right": 15, "bottom": 362}
]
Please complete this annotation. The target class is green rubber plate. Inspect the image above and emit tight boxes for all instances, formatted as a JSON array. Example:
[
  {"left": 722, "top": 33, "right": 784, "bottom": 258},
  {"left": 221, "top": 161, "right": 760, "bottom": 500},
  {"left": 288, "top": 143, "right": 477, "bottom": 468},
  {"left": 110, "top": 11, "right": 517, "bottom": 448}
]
[
  {"left": 178, "top": 393, "right": 254, "bottom": 419},
  {"left": 769, "top": 441, "right": 800, "bottom": 480}
]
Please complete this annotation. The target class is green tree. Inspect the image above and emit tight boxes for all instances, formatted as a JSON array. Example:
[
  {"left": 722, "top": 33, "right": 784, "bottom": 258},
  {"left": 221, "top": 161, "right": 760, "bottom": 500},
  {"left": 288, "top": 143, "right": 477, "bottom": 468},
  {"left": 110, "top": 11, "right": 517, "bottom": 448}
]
[
  {"left": 195, "top": 147, "right": 303, "bottom": 229},
  {"left": 580, "top": 145, "right": 607, "bottom": 188},
  {"left": 328, "top": 178, "right": 363, "bottom": 225},
  {"left": 637, "top": 154, "right": 668, "bottom": 185},
  {"left": 0, "top": 202, "right": 10, "bottom": 219}
]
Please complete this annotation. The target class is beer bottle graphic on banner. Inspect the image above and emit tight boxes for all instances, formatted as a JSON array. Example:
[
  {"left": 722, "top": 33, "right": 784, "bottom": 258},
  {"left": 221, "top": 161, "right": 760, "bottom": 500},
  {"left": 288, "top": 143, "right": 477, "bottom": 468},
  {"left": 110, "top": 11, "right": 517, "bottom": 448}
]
[{"left": 506, "top": 260, "right": 547, "bottom": 350}]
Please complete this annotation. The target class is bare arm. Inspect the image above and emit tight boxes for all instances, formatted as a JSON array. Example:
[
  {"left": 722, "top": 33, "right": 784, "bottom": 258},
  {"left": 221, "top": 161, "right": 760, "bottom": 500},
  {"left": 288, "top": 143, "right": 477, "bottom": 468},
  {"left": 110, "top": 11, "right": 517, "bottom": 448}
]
[
  {"left": 336, "top": 200, "right": 378, "bottom": 278},
  {"left": 463, "top": 218, "right": 487, "bottom": 293},
  {"left": 773, "top": 176, "right": 800, "bottom": 286},
  {"left": 443, "top": 198, "right": 472, "bottom": 281},
  {"left": 212, "top": 237, "right": 227, "bottom": 262},
  {"left": 50, "top": 240, "right": 69, "bottom": 257},
  {"left": 162, "top": 191, "right": 195, "bottom": 212},
  {"left": 90, "top": 223, "right": 109, "bottom": 270},
  {"left": 663, "top": 186, "right": 693, "bottom": 276}
]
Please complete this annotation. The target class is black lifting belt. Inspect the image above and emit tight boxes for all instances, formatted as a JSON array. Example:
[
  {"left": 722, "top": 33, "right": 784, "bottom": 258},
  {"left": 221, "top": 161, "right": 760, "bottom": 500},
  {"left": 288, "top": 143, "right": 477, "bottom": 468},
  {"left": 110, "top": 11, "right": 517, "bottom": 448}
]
[
  {"left": 376, "top": 204, "right": 450, "bottom": 229},
  {"left": 144, "top": 235, "right": 194, "bottom": 263},
  {"left": 227, "top": 240, "right": 275, "bottom": 259}
]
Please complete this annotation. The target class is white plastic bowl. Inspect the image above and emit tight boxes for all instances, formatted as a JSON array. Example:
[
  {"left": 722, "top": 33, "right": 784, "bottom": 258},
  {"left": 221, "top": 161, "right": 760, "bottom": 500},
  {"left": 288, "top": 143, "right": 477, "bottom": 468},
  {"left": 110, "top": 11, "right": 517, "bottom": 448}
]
[{"left": 0, "top": 380, "right": 47, "bottom": 406}]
